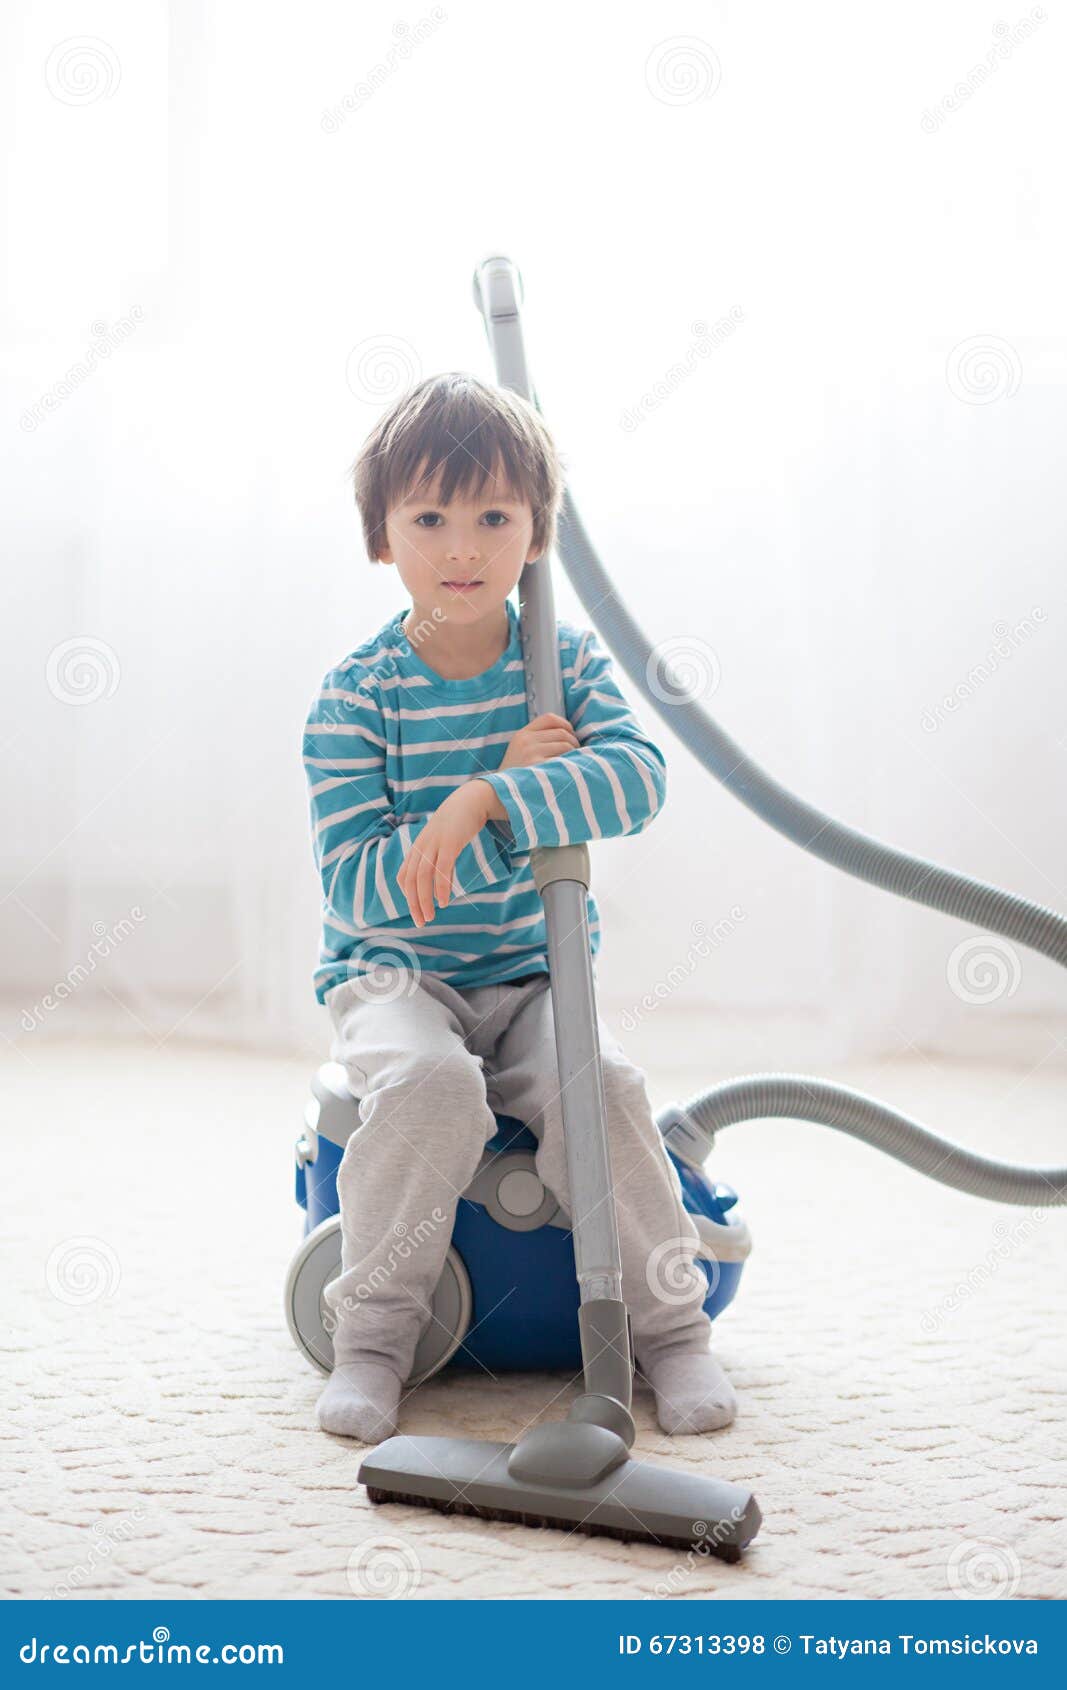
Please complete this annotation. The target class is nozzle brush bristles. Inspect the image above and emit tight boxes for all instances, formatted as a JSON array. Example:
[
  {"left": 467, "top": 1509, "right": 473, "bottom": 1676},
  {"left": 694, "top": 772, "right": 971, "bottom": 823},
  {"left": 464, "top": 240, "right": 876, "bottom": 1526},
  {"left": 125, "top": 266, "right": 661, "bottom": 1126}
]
[{"left": 364, "top": 1485, "right": 742, "bottom": 1561}]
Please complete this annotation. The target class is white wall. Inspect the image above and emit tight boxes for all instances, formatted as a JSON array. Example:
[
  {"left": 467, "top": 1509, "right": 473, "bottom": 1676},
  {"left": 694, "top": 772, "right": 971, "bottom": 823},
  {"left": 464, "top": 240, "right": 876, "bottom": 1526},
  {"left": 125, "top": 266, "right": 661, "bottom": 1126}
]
[{"left": 2, "top": 0, "right": 1064, "bottom": 1075}]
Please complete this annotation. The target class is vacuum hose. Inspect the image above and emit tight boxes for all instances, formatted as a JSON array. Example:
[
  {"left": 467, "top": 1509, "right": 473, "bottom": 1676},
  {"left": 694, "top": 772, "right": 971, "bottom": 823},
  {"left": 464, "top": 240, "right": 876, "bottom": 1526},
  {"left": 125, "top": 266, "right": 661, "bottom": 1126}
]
[
  {"left": 474, "top": 254, "right": 1065, "bottom": 1209},
  {"left": 555, "top": 491, "right": 1065, "bottom": 1207}
]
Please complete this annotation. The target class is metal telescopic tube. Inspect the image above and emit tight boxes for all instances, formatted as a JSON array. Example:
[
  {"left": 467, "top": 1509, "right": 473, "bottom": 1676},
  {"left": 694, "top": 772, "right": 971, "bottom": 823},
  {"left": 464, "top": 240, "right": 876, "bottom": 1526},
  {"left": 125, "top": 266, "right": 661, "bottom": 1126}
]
[{"left": 474, "top": 256, "right": 624, "bottom": 1308}]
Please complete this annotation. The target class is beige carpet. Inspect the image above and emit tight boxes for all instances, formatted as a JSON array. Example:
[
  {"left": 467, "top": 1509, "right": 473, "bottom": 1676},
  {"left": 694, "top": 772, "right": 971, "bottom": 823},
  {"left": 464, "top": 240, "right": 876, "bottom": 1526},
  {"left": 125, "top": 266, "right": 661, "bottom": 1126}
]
[{"left": 2, "top": 1034, "right": 1064, "bottom": 1601}]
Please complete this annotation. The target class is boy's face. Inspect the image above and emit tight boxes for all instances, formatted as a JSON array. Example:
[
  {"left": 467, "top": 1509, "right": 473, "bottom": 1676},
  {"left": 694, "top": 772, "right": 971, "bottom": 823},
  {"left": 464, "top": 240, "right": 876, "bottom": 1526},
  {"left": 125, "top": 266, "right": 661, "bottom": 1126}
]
[{"left": 376, "top": 465, "right": 541, "bottom": 622}]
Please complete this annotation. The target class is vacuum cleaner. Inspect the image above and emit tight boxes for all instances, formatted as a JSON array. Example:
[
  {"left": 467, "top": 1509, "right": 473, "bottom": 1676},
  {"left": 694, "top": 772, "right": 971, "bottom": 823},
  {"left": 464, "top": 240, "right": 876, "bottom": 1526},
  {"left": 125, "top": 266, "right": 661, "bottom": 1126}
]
[
  {"left": 290, "top": 1082, "right": 749, "bottom": 1381},
  {"left": 287, "top": 256, "right": 1065, "bottom": 1559}
]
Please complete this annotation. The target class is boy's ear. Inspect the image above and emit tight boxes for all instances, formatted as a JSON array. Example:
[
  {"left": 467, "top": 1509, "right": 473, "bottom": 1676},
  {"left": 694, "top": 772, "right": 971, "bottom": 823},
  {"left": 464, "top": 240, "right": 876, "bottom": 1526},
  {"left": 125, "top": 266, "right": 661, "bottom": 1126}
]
[{"left": 371, "top": 519, "right": 393, "bottom": 564}]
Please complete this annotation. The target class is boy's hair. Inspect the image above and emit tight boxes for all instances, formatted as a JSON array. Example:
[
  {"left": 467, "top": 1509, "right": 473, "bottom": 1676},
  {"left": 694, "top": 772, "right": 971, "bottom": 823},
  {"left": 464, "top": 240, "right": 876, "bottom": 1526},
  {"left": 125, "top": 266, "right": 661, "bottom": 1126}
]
[{"left": 351, "top": 372, "right": 565, "bottom": 563}]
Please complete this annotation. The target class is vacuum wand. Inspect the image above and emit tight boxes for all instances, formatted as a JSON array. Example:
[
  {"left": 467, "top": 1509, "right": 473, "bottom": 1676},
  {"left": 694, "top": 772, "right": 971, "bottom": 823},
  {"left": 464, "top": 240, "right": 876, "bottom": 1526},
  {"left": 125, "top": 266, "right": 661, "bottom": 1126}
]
[{"left": 485, "top": 251, "right": 636, "bottom": 1426}]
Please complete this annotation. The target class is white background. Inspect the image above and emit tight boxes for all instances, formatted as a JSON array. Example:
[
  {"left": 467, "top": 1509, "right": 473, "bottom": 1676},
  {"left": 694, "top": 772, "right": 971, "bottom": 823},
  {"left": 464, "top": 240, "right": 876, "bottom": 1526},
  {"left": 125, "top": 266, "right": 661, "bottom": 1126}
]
[{"left": 2, "top": 0, "right": 1064, "bottom": 1076}]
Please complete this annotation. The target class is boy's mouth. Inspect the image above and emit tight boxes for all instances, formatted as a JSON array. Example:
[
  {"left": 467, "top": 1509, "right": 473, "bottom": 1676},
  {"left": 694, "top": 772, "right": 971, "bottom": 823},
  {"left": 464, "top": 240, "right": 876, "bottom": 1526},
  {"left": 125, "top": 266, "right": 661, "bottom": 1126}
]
[{"left": 443, "top": 581, "right": 483, "bottom": 592}]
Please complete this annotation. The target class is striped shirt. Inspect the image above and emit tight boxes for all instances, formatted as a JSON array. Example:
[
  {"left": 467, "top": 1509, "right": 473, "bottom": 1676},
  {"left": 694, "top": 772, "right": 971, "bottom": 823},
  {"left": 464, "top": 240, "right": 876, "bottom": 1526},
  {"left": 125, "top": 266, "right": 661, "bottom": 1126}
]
[{"left": 303, "top": 595, "right": 667, "bottom": 1002}]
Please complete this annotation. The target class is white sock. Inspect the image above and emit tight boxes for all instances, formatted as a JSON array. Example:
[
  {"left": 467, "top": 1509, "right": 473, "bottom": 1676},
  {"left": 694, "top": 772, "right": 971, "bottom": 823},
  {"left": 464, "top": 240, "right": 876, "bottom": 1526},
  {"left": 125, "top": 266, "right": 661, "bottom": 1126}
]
[
  {"left": 637, "top": 1344, "right": 737, "bottom": 1435},
  {"left": 315, "top": 1360, "right": 402, "bottom": 1442}
]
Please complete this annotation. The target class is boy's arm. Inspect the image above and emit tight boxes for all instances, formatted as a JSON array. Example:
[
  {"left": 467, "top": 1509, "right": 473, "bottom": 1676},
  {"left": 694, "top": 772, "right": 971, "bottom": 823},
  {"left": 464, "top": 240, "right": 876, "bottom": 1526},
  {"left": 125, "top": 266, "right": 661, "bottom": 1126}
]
[
  {"left": 473, "top": 626, "right": 667, "bottom": 853},
  {"left": 304, "top": 677, "right": 520, "bottom": 929}
]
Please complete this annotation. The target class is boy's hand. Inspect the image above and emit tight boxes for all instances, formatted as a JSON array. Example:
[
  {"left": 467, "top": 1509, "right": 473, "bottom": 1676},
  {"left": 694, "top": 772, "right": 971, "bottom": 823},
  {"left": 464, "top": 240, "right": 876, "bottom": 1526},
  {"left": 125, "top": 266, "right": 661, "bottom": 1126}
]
[
  {"left": 396, "top": 717, "right": 579, "bottom": 926},
  {"left": 499, "top": 712, "right": 579, "bottom": 770},
  {"left": 397, "top": 782, "right": 496, "bottom": 928}
]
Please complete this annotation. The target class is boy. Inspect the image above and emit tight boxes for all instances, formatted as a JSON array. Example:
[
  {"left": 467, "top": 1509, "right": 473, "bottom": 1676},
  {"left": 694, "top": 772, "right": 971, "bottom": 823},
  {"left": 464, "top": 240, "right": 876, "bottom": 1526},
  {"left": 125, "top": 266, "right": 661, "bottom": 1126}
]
[{"left": 303, "top": 372, "right": 736, "bottom": 1441}]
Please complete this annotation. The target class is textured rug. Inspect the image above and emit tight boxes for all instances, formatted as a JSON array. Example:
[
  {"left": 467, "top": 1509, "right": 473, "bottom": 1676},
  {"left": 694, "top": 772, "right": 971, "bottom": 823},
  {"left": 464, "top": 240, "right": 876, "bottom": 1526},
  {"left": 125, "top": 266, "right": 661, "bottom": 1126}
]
[{"left": 3, "top": 1035, "right": 1064, "bottom": 1601}]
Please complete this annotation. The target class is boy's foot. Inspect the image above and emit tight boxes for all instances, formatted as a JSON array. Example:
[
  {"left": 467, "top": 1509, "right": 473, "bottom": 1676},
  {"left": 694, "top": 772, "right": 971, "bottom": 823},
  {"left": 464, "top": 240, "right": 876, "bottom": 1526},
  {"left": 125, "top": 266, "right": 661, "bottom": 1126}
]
[
  {"left": 637, "top": 1345, "right": 737, "bottom": 1435},
  {"left": 315, "top": 1360, "right": 403, "bottom": 1441}
]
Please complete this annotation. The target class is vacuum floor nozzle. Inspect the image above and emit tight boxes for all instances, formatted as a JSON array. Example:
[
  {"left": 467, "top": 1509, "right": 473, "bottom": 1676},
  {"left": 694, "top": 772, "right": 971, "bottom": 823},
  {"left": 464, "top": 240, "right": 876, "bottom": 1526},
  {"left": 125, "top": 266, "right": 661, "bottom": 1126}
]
[{"left": 360, "top": 1434, "right": 761, "bottom": 1561}]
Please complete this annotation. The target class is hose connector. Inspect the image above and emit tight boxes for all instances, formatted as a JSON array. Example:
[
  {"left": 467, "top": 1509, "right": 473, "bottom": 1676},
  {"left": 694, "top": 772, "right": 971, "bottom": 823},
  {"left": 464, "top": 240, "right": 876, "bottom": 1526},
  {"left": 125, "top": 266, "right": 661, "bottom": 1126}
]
[{"left": 657, "top": 1102, "right": 715, "bottom": 1170}]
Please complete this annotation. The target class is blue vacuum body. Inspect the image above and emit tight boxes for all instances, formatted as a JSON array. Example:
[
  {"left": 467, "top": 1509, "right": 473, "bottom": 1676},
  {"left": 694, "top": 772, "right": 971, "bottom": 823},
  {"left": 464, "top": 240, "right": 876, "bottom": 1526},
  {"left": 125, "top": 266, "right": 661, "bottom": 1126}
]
[{"left": 294, "top": 1103, "right": 747, "bottom": 1375}]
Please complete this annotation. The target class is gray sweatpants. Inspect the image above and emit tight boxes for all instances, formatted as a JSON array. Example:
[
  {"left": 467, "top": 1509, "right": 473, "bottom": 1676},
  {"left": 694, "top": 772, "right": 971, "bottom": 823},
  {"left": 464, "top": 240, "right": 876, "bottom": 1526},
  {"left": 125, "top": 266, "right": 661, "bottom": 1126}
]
[{"left": 322, "top": 969, "right": 712, "bottom": 1381}]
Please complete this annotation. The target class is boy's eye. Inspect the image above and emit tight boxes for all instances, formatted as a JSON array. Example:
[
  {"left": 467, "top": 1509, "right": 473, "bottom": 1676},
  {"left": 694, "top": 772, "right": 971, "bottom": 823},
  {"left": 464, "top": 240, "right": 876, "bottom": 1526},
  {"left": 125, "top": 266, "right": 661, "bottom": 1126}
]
[{"left": 413, "top": 510, "right": 510, "bottom": 528}]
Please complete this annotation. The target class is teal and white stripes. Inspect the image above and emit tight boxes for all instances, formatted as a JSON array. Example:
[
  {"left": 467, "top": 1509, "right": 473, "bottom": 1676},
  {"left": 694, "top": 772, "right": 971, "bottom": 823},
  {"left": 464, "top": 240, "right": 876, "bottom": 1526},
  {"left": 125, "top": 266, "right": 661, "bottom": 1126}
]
[{"left": 303, "top": 596, "right": 666, "bottom": 1001}]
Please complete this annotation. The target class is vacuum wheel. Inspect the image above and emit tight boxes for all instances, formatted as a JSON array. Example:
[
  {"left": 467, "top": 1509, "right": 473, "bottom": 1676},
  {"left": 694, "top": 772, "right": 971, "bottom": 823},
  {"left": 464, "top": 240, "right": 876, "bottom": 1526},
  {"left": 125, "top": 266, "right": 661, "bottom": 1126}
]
[{"left": 284, "top": 1215, "right": 473, "bottom": 1388}]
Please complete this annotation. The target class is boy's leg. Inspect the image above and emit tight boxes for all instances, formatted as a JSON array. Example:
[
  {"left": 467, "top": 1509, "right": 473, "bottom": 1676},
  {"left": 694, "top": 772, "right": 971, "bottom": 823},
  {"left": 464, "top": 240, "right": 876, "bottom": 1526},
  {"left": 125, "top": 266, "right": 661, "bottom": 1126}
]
[
  {"left": 315, "top": 972, "right": 500, "bottom": 1439},
  {"left": 488, "top": 977, "right": 736, "bottom": 1434}
]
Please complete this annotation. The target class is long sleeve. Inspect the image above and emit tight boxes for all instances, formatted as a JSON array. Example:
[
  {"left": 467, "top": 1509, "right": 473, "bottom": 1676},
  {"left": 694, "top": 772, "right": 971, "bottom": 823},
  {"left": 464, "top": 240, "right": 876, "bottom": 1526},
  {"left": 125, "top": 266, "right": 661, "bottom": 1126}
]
[
  {"left": 303, "top": 679, "right": 518, "bottom": 930},
  {"left": 476, "top": 625, "right": 667, "bottom": 854}
]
